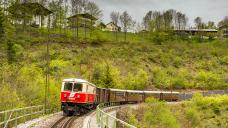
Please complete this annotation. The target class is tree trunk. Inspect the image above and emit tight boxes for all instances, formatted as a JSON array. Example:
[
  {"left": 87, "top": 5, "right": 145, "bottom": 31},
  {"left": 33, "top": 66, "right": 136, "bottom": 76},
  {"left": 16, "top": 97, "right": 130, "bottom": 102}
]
[
  {"left": 124, "top": 31, "right": 127, "bottom": 42},
  {"left": 84, "top": 19, "right": 86, "bottom": 41},
  {"left": 90, "top": 19, "right": 92, "bottom": 38},
  {"left": 115, "top": 30, "right": 118, "bottom": 41},
  {"left": 77, "top": 17, "right": 79, "bottom": 42}
]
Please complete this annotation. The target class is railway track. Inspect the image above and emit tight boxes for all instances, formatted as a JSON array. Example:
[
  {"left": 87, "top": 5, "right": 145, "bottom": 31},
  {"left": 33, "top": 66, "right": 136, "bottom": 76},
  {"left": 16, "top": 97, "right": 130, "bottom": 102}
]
[{"left": 51, "top": 116, "right": 77, "bottom": 128}]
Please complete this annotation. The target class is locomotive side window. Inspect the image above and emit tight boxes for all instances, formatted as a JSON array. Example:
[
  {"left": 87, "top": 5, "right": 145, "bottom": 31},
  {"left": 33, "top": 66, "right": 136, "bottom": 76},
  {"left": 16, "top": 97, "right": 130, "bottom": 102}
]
[
  {"left": 73, "top": 83, "right": 82, "bottom": 92},
  {"left": 64, "top": 82, "right": 73, "bottom": 91},
  {"left": 82, "top": 83, "right": 87, "bottom": 92},
  {"left": 87, "top": 84, "right": 95, "bottom": 94}
]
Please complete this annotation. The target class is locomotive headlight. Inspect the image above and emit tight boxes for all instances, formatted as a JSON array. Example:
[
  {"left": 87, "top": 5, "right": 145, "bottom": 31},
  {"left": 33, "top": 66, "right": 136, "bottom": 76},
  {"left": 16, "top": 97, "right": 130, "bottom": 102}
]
[
  {"left": 64, "top": 94, "right": 67, "bottom": 98},
  {"left": 76, "top": 95, "right": 80, "bottom": 98}
]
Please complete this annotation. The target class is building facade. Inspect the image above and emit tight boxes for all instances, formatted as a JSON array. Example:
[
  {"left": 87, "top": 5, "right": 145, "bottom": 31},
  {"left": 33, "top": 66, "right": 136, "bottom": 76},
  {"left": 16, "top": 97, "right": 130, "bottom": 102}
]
[
  {"left": 105, "top": 22, "right": 121, "bottom": 32},
  {"left": 219, "top": 25, "right": 228, "bottom": 38},
  {"left": 67, "top": 13, "right": 97, "bottom": 29}
]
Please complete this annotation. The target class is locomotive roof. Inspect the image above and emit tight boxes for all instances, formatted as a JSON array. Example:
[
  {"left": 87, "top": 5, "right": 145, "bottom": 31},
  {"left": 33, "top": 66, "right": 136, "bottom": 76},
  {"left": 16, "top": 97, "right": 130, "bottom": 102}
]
[
  {"left": 63, "top": 78, "right": 97, "bottom": 87},
  {"left": 63, "top": 78, "right": 88, "bottom": 83}
]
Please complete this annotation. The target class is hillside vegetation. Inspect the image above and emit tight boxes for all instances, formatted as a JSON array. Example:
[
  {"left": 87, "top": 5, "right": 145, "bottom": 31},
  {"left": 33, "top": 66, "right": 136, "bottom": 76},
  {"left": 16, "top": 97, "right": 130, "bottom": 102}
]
[
  {"left": 117, "top": 94, "right": 228, "bottom": 128},
  {"left": 0, "top": 26, "right": 228, "bottom": 111}
]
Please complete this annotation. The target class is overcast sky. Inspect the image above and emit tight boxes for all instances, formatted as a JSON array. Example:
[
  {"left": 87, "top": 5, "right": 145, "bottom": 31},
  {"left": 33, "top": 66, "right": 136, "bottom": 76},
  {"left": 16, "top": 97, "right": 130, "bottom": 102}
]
[{"left": 91, "top": 0, "right": 228, "bottom": 27}]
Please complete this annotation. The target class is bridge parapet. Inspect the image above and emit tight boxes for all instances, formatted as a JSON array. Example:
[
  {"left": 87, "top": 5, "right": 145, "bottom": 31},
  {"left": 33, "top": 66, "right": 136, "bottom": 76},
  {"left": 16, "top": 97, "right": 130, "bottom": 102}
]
[
  {"left": 0, "top": 105, "right": 45, "bottom": 128},
  {"left": 95, "top": 102, "right": 137, "bottom": 128}
]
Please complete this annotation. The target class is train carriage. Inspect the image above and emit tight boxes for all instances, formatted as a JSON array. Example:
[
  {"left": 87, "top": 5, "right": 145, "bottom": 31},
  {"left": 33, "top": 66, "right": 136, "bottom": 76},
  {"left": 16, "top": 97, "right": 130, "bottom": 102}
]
[
  {"left": 60, "top": 78, "right": 180, "bottom": 116},
  {"left": 144, "top": 91, "right": 179, "bottom": 101}
]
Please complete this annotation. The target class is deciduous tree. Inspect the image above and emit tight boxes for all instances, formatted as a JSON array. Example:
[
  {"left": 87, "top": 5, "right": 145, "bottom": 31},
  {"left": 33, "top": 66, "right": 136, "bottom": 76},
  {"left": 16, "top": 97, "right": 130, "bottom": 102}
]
[
  {"left": 194, "top": 17, "right": 202, "bottom": 29},
  {"left": 143, "top": 11, "right": 153, "bottom": 30},
  {"left": 207, "top": 21, "right": 216, "bottom": 29},
  {"left": 120, "top": 11, "right": 134, "bottom": 42},
  {"left": 110, "top": 11, "right": 120, "bottom": 41},
  {"left": 85, "top": 1, "right": 102, "bottom": 37}
]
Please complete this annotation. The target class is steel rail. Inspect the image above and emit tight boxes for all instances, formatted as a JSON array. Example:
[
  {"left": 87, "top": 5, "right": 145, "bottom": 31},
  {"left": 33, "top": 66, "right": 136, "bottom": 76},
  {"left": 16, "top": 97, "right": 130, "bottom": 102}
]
[
  {"left": 51, "top": 116, "right": 77, "bottom": 128},
  {"left": 51, "top": 116, "right": 67, "bottom": 128}
]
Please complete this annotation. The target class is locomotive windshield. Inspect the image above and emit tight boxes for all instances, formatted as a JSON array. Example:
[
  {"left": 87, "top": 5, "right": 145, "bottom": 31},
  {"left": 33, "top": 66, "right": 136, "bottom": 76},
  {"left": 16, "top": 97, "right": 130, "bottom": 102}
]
[
  {"left": 73, "top": 83, "right": 82, "bottom": 92},
  {"left": 63, "top": 82, "right": 82, "bottom": 92}
]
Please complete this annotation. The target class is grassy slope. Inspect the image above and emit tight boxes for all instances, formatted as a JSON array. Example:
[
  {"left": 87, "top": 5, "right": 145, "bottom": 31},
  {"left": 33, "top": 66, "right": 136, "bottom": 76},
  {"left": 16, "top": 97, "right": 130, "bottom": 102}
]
[
  {"left": 0, "top": 27, "right": 228, "bottom": 111},
  {"left": 117, "top": 95, "right": 228, "bottom": 128}
]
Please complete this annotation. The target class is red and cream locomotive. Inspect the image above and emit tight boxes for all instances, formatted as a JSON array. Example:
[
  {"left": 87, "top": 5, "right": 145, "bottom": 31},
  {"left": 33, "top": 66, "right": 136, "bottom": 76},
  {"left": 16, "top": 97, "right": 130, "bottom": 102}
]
[
  {"left": 61, "top": 78, "right": 97, "bottom": 115},
  {"left": 60, "top": 78, "right": 182, "bottom": 116}
]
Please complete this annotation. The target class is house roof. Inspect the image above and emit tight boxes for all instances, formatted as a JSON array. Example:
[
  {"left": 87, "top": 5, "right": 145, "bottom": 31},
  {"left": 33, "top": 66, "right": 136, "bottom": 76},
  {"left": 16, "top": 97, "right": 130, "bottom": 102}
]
[
  {"left": 218, "top": 24, "right": 228, "bottom": 29},
  {"left": 9, "top": 2, "right": 52, "bottom": 16},
  {"left": 67, "top": 13, "right": 97, "bottom": 20},
  {"left": 175, "top": 29, "right": 218, "bottom": 32},
  {"left": 99, "top": 22, "right": 106, "bottom": 27},
  {"left": 106, "top": 22, "right": 121, "bottom": 28}
]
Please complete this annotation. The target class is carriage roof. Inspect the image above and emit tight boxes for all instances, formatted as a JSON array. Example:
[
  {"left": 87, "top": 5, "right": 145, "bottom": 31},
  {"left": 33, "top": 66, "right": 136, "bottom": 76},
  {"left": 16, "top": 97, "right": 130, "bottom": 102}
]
[{"left": 109, "top": 88, "right": 179, "bottom": 94}]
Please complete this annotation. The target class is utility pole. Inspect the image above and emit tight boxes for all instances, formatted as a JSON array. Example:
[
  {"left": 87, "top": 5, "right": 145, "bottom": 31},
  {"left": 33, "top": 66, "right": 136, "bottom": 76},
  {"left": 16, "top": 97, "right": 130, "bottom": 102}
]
[{"left": 45, "top": 14, "right": 51, "bottom": 114}]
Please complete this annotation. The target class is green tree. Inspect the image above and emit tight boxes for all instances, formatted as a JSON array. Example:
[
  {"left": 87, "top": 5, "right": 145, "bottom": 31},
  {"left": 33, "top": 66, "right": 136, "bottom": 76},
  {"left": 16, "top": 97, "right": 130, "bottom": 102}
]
[
  {"left": 49, "top": 1, "right": 65, "bottom": 32},
  {"left": 85, "top": 1, "right": 102, "bottom": 37},
  {"left": 110, "top": 11, "right": 120, "bottom": 41},
  {"left": 92, "top": 62, "right": 122, "bottom": 88},
  {"left": 120, "top": 11, "right": 134, "bottom": 42}
]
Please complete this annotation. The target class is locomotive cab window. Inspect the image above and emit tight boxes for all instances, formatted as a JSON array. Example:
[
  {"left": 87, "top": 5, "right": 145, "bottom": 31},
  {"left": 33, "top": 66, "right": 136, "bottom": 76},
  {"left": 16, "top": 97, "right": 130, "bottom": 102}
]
[
  {"left": 64, "top": 82, "right": 73, "bottom": 91},
  {"left": 63, "top": 82, "right": 82, "bottom": 92},
  {"left": 73, "top": 83, "right": 82, "bottom": 92}
]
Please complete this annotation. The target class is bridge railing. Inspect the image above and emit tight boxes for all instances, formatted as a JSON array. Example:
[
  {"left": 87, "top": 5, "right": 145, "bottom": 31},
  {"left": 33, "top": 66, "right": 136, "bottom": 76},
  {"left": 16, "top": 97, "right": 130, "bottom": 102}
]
[
  {"left": 96, "top": 102, "right": 137, "bottom": 128},
  {"left": 0, "top": 105, "right": 45, "bottom": 128}
]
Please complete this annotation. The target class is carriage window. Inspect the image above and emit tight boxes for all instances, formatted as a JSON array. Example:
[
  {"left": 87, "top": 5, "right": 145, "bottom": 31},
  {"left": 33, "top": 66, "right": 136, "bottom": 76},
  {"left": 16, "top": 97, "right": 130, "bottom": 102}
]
[
  {"left": 73, "top": 83, "right": 82, "bottom": 92},
  {"left": 64, "top": 83, "right": 73, "bottom": 91}
]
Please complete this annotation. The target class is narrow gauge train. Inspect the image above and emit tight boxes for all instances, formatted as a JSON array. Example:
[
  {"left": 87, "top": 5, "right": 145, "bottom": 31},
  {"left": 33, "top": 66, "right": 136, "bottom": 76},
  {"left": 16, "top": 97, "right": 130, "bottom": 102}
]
[{"left": 61, "top": 78, "right": 180, "bottom": 116}]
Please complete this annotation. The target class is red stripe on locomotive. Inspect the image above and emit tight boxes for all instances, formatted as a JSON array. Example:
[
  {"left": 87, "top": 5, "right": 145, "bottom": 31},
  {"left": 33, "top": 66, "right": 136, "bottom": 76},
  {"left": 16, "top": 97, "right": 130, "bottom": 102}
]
[{"left": 61, "top": 92, "right": 96, "bottom": 103}]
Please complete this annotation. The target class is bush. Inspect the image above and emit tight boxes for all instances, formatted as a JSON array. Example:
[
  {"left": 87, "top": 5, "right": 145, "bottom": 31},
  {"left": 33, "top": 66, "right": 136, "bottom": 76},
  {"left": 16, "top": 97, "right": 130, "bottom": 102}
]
[
  {"left": 145, "top": 97, "right": 159, "bottom": 103},
  {"left": 91, "top": 30, "right": 108, "bottom": 43},
  {"left": 195, "top": 71, "right": 221, "bottom": 89},
  {"left": 152, "top": 67, "right": 170, "bottom": 89},
  {"left": 0, "top": 86, "right": 25, "bottom": 111},
  {"left": 171, "top": 76, "right": 186, "bottom": 89},
  {"left": 219, "top": 56, "right": 228, "bottom": 65},
  {"left": 91, "top": 62, "right": 122, "bottom": 88},
  {"left": 142, "top": 103, "right": 180, "bottom": 128},
  {"left": 173, "top": 56, "right": 182, "bottom": 67},
  {"left": 185, "top": 107, "right": 200, "bottom": 127}
]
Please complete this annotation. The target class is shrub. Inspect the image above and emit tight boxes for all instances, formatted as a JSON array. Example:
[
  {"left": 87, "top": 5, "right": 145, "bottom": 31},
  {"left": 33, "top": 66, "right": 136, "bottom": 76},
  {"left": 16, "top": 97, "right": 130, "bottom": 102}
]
[
  {"left": 91, "top": 30, "right": 108, "bottom": 43},
  {"left": 145, "top": 97, "right": 159, "bottom": 104},
  {"left": 152, "top": 67, "right": 170, "bottom": 89},
  {"left": 171, "top": 76, "right": 186, "bottom": 89},
  {"left": 0, "top": 86, "right": 25, "bottom": 111},
  {"left": 185, "top": 107, "right": 200, "bottom": 127},
  {"left": 219, "top": 56, "right": 228, "bottom": 65},
  {"left": 91, "top": 62, "right": 122, "bottom": 88},
  {"left": 195, "top": 71, "right": 221, "bottom": 89},
  {"left": 173, "top": 56, "right": 182, "bottom": 68}
]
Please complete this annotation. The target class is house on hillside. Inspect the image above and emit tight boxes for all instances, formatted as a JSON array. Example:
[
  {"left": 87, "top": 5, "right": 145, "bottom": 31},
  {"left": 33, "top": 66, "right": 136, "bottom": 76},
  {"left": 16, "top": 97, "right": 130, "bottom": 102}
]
[
  {"left": 96, "top": 22, "right": 106, "bottom": 31},
  {"left": 67, "top": 13, "right": 97, "bottom": 29},
  {"left": 9, "top": 2, "right": 53, "bottom": 28},
  {"left": 105, "top": 22, "right": 121, "bottom": 32},
  {"left": 219, "top": 24, "right": 228, "bottom": 38},
  {"left": 174, "top": 29, "right": 218, "bottom": 38}
]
